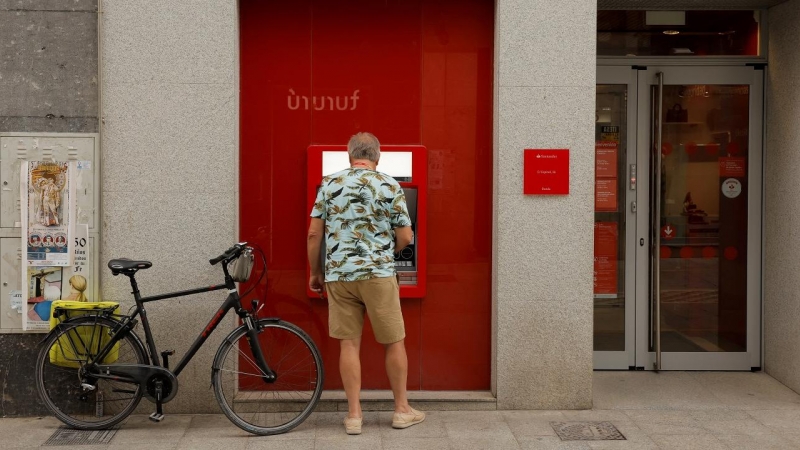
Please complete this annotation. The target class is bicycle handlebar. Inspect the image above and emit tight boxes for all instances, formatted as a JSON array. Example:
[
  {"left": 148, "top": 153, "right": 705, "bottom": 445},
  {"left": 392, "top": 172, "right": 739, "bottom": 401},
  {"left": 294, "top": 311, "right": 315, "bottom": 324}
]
[{"left": 210, "top": 242, "right": 248, "bottom": 266}]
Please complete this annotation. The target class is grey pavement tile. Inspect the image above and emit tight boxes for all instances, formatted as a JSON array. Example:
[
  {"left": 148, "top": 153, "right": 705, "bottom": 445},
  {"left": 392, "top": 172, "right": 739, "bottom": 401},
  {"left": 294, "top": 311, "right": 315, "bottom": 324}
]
[
  {"left": 183, "top": 414, "right": 251, "bottom": 439},
  {"left": 33, "top": 447, "right": 110, "bottom": 450},
  {"left": 699, "top": 418, "right": 775, "bottom": 436},
  {"left": 444, "top": 418, "right": 516, "bottom": 440},
  {"left": 691, "top": 373, "right": 800, "bottom": 411},
  {"left": 435, "top": 410, "right": 506, "bottom": 423},
  {"left": 112, "top": 414, "right": 192, "bottom": 444},
  {"left": 246, "top": 418, "right": 316, "bottom": 440},
  {"left": 502, "top": 411, "right": 567, "bottom": 421},
  {"left": 175, "top": 436, "right": 249, "bottom": 450},
  {"left": 381, "top": 437, "right": 452, "bottom": 450},
  {"left": 0, "top": 416, "right": 64, "bottom": 448},
  {"left": 312, "top": 434, "right": 381, "bottom": 450},
  {"left": 247, "top": 439, "right": 315, "bottom": 450},
  {"left": 622, "top": 410, "right": 707, "bottom": 436},
  {"left": 448, "top": 436, "right": 521, "bottom": 450},
  {"left": 503, "top": 413, "right": 562, "bottom": 440},
  {"left": 584, "top": 422, "right": 658, "bottom": 449},
  {"left": 649, "top": 434, "right": 728, "bottom": 450},
  {"left": 687, "top": 409, "right": 752, "bottom": 421},
  {"left": 517, "top": 436, "right": 591, "bottom": 449},
  {"left": 593, "top": 372, "right": 724, "bottom": 411},
  {"left": 779, "top": 433, "right": 800, "bottom": 446},
  {"left": 559, "top": 411, "right": 631, "bottom": 422},
  {"left": 747, "top": 409, "right": 800, "bottom": 431},
  {"left": 108, "top": 445, "right": 177, "bottom": 450},
  {"left": 715, "top": 433, "right": 799, "bottom": 450}
]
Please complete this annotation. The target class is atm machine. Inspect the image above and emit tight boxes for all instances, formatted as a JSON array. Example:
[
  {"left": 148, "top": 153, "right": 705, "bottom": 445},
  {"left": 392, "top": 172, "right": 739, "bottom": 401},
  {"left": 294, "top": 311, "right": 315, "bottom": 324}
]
[{"left": 307, "top": 145, "right": 426, "bottom": 298}]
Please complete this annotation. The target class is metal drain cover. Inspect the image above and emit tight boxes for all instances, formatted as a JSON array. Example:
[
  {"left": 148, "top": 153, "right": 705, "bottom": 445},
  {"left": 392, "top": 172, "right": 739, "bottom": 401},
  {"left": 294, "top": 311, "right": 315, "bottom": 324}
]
[
  {"left": 551, "top": 422, "right": 626, "bottom": 441},
  {"left": 43, "top": 427, "right": 117, "bottom": 446}
]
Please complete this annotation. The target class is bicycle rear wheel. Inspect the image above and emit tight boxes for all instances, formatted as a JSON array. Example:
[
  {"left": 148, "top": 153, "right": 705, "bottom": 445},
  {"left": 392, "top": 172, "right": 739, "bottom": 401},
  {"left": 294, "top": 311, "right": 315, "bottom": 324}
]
[
  {"left": 35, "top": 317, "right": 146, "bottom": 429},
  {"left": 212, "top": 319, "right": 324, "bottom": 435}
]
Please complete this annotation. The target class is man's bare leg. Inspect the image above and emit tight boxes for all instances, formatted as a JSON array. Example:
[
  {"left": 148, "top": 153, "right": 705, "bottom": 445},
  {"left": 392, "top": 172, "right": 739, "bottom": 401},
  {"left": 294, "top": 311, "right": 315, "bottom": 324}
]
[
  {"left": 384, "top": 339, "right": 412, "bottom": 414},
  {"left": 340, "top": 338, "right": 362, "bottom": 418}
]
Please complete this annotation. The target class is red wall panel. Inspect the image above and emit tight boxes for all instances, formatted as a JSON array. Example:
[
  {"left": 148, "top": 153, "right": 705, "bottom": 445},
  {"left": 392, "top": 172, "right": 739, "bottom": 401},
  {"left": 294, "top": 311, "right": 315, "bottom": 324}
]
[{"left": 240, "top": 0, "right": 493, "bottom": 390}]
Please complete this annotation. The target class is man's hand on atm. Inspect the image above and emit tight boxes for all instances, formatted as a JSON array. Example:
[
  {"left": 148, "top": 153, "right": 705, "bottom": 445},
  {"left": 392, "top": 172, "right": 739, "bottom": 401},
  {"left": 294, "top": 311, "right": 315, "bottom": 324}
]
[
  {"left": 394, "top": 226, "right": 413, "bottom": 252},
  {"left": 309, "top": 273, "right": 325, "bottom": 298}
]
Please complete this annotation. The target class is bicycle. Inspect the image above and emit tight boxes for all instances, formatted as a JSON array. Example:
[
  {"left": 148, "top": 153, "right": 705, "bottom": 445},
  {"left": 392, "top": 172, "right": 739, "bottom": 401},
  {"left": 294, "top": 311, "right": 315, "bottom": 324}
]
[{"left": 34, "top": 242, "right": 324, "bottom": 435}]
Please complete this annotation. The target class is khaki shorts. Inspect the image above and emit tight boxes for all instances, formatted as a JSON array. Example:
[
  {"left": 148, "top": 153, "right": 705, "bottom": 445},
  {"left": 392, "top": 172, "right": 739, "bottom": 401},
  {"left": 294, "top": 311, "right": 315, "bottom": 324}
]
[{"left": 326, "top": 276, "right": 405, "bottom": 344}]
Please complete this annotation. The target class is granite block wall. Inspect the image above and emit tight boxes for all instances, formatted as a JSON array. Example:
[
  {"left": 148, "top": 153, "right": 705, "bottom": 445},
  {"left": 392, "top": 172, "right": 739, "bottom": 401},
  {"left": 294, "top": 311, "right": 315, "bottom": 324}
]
[
  {"left": 100, "top": 0, "right": 237, "bottom": 413},
  {"left": 492, "top": 0, "right": 596, "bottom": 409}
]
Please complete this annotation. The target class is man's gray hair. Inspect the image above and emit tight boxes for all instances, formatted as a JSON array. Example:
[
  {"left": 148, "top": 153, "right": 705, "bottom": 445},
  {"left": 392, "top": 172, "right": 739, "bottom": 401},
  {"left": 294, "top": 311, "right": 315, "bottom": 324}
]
[{"left": 347, "top": 132, "right": 380, "bottom": 162}]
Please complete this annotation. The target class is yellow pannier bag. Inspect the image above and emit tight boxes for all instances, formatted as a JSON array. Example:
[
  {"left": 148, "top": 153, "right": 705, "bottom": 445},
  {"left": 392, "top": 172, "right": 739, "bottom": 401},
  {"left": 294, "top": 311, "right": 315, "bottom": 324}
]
[{"left": 49, "top": 300, "right": 121, "bottom": 368}]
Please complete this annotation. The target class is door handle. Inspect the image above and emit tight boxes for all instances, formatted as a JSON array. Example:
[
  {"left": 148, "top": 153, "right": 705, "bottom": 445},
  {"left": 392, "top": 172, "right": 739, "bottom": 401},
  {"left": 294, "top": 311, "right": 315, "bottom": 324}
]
[{"left": 652, "top": 71, "right": 664, "bottom": 372}]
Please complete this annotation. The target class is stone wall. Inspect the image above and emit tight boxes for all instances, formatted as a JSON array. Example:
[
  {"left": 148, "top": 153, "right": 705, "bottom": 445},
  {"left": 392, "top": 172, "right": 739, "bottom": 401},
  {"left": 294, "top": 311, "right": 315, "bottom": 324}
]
[
  {"left": 492, "top": 0, "right": 596, "bottom": 409},
  {"left": 0, "top": 0, "right": 97, "bottom": 416},
  {"left": 764, "top": 0, "right": 800, "bottom": 395}
]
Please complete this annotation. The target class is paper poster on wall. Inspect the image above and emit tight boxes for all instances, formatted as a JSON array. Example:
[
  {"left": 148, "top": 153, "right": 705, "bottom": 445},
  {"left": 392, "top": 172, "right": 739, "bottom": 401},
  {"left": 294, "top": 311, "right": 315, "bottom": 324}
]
[
  {"left": 24, "top": 266, "right": 63, "bottom": 331},
  {"left": 21, "top": 161, "right": 76, "bottom": 266},
  {"left": 59, "top": 224, "right": 94, "bottom": 302},
  {"left": 595, "top": 179, "right": 618, "bottom": 212},
  {"left": 594, "top": 222, "right": 618, "bottom": 296},
  {"left": 595, "top": 142, "right": 618, "bottom": 179}
]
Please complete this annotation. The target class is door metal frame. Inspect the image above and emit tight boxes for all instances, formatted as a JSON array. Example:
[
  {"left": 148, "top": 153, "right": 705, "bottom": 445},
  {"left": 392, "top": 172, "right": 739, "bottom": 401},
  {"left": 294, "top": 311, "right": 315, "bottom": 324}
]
[
  {"left": 635, "top": 65, "right": 764, "bottom": 371},
  {"left": 594, "top": 66, "right": 639, "bottom": 370},
  {"left": 594, "top": 63, "right": 764, "bottom": 371}
]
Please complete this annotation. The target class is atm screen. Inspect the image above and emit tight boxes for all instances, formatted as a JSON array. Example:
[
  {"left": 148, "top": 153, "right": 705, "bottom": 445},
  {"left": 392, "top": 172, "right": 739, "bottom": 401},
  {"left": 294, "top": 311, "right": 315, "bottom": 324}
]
[{"left": 403, "top": 187, "right": 417, "bottom": 223}]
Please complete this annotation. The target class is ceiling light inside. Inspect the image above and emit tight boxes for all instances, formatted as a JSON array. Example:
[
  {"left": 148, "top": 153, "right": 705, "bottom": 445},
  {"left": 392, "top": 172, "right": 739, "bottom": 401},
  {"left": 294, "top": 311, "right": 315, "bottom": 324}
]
[{"left": 663, "top": 30, "right": 680, "bottom": 35}]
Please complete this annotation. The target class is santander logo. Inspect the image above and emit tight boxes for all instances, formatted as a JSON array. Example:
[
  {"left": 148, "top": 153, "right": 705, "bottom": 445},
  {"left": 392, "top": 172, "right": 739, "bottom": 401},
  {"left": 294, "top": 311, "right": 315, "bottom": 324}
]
[{"left": 288, "top": 89, "right": 360, "bottom": 111}]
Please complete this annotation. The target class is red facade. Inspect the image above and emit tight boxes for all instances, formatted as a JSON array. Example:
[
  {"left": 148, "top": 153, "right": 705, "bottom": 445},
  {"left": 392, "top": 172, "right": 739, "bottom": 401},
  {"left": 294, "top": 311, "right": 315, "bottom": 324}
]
[{"left": 240, "top": 0, "right": 494, "bottom": 390}]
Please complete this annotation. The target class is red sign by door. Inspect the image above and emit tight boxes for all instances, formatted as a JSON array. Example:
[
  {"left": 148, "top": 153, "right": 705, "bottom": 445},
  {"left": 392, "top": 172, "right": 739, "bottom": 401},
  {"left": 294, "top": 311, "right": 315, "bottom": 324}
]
[
  {"left": 661, "top": 224, "right": 676, "bottom": 240},
  {"left": 524, "top": 149, "right": 569, "bottom": 195},
  {"left": 594, "top": 222, "right": 618, "bottom": 295}
]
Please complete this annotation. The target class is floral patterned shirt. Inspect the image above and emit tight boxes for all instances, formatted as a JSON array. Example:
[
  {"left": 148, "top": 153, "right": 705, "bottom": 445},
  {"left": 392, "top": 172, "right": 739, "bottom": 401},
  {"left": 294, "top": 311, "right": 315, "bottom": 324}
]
[{"left": 310, "top": 168, "right": 412, "bottom": 282}]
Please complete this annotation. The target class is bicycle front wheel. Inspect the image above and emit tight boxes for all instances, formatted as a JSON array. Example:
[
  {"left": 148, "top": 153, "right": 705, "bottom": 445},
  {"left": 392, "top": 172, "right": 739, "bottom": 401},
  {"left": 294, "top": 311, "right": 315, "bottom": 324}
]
[
  {"left": 35, "top": 317, "right": 147, "bottom": 429},
  {"left": 212, "top": 319, "right": 324, "bottom": 435}
]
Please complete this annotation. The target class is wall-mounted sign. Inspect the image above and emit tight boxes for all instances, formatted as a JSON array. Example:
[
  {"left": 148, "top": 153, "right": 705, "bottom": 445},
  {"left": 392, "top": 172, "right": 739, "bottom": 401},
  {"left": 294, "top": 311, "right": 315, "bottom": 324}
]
[
  {"left": 722, "top": 178, "right": 742, "bottom": 199},
  {"left": 595, "top": 142, "right": 618, "bottom": 179},
  {"left": 594, "top": 221, "right": 618, "bottom": 296},
  {"left": 523, "top": 149, "right": 569, "bottom": 195},
  {"left": 595, "top": 179, "right": 618, "bottom": 212},
  {"left": 719, "top": 157, "right": 746, "bottom": 178}
]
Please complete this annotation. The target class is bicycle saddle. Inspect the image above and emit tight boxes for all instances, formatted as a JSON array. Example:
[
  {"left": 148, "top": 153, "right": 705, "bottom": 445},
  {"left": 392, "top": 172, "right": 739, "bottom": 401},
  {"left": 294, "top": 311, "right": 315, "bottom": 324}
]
[{"left": 108, "top": 258, "right": 153, "bottom": 275}]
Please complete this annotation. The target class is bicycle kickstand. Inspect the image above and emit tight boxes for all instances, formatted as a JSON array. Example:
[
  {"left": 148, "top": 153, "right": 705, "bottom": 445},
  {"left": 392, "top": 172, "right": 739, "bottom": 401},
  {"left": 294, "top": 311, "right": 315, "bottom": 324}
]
[{"left": 149, "top": 380, "right": 165, "bottom": 423}]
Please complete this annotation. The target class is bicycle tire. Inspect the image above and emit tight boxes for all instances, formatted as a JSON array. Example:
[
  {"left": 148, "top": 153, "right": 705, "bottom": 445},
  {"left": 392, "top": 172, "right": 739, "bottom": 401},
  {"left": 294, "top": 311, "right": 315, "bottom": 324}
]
[
  {"left": 35, "top": 316, "right": 147, "bottom": 429},
  {"left": 212, "top": 319, "right": 324, "bottom": 435}
]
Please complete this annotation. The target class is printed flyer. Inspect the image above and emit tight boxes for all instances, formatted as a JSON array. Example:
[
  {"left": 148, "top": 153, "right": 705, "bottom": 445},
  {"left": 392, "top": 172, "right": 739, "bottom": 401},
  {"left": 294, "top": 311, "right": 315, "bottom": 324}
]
[{"left": 22, "top": 161, "right": 75, "bottom": 266}]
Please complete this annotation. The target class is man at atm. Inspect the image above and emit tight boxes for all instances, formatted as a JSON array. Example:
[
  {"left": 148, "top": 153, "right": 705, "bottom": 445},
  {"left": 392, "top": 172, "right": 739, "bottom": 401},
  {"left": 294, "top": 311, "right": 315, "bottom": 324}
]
[{"left": 307, "top": 132, "right": 425, "bottom": 435}]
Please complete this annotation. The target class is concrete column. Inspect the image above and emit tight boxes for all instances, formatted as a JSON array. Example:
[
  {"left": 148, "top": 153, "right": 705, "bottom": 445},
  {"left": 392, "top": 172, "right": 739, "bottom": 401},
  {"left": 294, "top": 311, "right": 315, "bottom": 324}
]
[
  {"left": 493, "top": 0, "right": 596, "bottom": 408},
  {"left": 765, "top": 0, "right": 800, "bottom": 395},
  {"left": 100, "top": 1, "right": 238, "bottom": 412}
]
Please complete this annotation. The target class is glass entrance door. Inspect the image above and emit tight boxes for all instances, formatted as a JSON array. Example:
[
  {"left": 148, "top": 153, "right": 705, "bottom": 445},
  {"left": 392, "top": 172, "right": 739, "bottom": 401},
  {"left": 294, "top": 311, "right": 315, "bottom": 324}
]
[{"left": 594, "top": 65, "right": 763, "bottom": 370}]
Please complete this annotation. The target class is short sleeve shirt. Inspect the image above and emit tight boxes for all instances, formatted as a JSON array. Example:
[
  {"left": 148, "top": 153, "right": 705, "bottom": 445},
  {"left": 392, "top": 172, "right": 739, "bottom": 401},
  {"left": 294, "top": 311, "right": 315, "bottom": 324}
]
[{"left": 310, "top": 168, "right": 412, "bottom": 282}]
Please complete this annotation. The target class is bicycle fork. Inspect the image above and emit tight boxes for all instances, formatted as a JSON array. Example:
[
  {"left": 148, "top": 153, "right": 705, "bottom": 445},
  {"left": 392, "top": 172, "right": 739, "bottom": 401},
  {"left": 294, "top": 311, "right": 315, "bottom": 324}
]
[{"left": 243, "top": 315, "right": 277, "bottom": 383}]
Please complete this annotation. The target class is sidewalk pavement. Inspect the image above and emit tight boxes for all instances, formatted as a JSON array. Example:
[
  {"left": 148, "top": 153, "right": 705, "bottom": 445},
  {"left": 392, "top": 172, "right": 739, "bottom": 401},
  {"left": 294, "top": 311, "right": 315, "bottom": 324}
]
[{"left": 3, "top": 372, "right": 800, "bottom": 449}]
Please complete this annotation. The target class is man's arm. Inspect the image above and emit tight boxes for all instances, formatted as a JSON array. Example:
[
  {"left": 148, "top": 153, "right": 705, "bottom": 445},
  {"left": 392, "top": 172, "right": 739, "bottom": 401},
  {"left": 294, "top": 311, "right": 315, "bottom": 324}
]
[
  {"left": 307, "top": 218, "right": 325, "bottom": 293},
  {"left": 394, "top": 226, "right": 413, "bottom": 253}
]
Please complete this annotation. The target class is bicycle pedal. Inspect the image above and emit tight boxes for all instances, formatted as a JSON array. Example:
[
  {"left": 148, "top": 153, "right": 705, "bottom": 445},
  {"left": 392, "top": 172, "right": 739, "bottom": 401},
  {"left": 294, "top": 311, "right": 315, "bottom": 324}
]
[{"left": 149, "top": 412, "right": 165, "bottom": 423}]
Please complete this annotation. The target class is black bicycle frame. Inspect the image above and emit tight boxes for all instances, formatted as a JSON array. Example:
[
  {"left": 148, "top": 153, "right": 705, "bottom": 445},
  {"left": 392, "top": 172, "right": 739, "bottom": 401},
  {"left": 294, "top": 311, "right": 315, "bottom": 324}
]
[{"left": 91, "top": 263, "right": 273, "bottom": 380}]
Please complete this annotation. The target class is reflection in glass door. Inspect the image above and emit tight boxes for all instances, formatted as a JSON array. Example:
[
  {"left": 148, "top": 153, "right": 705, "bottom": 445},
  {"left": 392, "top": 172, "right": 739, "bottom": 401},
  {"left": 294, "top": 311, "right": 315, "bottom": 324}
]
[
  {"left": 593, "top": 65, "right": 763, "bottom": 371},
  {"left": 594, "top": 67, "right": 637, "bottom": 370},
  {"left": 639, "top": 66, "right": 763, "bottom": 371}
]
